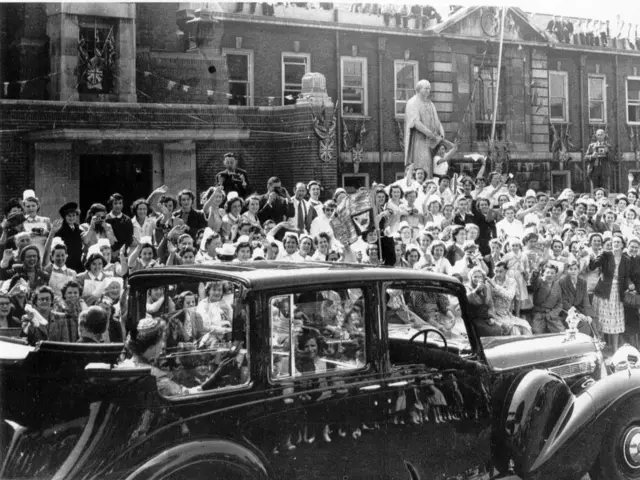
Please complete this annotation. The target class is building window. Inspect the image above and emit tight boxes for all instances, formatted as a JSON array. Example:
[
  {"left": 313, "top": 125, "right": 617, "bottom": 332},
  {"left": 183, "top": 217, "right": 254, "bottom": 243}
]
[
  {"left": 588, "top": 75, "right": 606, "bottom": 123},
  {"left": 473, "top": 65, "right": 505, "bottom": 141},
  {"left": 341, "top": 57, "right": 368, "bottom": 116},
  {"left": 394, "top": 60, "right": 418, "bottom": 117},
  {"left": 282, "top": 53, "right": 310, "bottom": 105},
  {"left": 627, "top": 77, "right": 640, "bottom": 124},
  {"left": 77, "top": 19, "right": 117, "bottom": 95},
  {"left": 222, "top": 48, "right": 254, "bottom": 106},
  {"left": 549, "top": 71, "right": 569, "bottom": 123},
  {"left": 342, "top": 173, "right": 369, "bottom": 193},
  {"left": 551, "top": 170, "right": 571, "bottom": 195}
]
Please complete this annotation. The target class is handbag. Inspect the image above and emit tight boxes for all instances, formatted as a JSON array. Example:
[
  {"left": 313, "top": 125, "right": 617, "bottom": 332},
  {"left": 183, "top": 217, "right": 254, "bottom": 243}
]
[{"left": 624, "top": 290, "right": 640, "bottom": 307}]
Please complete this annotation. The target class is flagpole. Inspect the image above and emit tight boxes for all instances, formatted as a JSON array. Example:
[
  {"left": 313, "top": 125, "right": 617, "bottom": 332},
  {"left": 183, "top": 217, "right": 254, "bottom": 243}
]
[{"left": 489, "top": 7, "right": 506, "bottom": 152}]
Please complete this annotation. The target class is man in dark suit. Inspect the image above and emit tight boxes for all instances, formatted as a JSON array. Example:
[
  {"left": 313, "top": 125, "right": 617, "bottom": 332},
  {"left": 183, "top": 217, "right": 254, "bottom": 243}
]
[
  {"left": 258, "top": 177, "right": 295, "bottom": 225},
  {"left": 291, "top": 182, "right": 318, "bottom": 234},
  {"left": 559, "top": 261, "right": 595, "bottom": 336},
  {"left": 106, "top": 193, "right": 134, "bottom": 255},
  {"left": 215, "top": 152, "right": 250, "bottom": 198},
  {"left": 77, "top": 306, "right": 107, "bottom": 343},
  {"left": 452, "top": 196, "right": 475, "bottom": 227}
]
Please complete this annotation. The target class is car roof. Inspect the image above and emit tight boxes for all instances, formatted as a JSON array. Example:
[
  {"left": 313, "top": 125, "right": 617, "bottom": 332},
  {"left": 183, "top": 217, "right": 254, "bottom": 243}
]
[{"left": 129, "top": 261, "right": 461, "bottom": 291}]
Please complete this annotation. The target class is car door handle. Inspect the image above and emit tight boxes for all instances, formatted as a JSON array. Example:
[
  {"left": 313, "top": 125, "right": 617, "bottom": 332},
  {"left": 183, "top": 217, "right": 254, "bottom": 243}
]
[
  {"left": 359, "top": 384, "right": 381, "bottom": 391},
  {"left": 387, "top": 381, "right": 409, "bottom": 388}
]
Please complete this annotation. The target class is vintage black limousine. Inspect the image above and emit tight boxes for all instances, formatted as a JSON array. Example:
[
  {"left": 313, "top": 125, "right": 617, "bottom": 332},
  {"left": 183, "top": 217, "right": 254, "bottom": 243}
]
[{"left": 0, "top": 262, "right": 634, "bottom": 480}]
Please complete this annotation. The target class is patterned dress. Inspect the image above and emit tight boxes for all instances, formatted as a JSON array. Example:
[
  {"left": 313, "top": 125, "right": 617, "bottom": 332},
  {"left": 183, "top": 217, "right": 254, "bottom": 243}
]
[
  {"left": 502, "top": 251, "right": 531, "bottom": 309},
  {"left": 595, "top": 257, "right": 625, "bottom": 334},
  {"left": 491, "top": 277, "right": 533, "bottom": 336}
]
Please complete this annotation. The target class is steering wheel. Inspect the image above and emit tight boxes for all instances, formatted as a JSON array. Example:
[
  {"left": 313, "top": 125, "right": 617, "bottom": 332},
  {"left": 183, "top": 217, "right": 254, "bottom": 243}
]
[
  {"left": 408, "top": 328, "right": 448, "bottom": 353},
  {"left": 201, "top": 343, "right": 243, "bottom": 391}
]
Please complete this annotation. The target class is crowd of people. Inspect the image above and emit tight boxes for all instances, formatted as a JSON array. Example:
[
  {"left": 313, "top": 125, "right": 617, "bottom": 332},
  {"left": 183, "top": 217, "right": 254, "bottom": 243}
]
[{"left": 2, "top": 149, "right": 640, "bottom": 354}]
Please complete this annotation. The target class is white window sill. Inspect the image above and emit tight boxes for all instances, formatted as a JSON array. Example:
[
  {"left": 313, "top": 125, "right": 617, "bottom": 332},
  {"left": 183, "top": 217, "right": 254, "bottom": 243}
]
[{"left": 342, "top": 114, "right": 372, "bottom": 120}]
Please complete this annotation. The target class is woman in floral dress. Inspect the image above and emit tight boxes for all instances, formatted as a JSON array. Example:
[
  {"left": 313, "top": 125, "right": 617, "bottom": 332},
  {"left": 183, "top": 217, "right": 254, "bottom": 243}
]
[
  {"left": 589, "top": 235, "right": 636, "bottom": 351},
  {"left": 486, "top": 261, "right": 532, "bottom": 335},
  {"left": 500, "top": 238, "right": 531, "bottom": 315}
]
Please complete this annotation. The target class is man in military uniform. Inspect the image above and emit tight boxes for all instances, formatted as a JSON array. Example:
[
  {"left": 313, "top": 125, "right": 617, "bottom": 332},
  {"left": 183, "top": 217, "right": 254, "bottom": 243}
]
[{"left": 216, "top": 152, "right": 250, "bottom": 198}]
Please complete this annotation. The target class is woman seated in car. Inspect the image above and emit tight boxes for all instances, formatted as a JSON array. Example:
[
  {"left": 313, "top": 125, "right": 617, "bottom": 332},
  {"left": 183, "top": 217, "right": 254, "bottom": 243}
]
[{"left": 120, "top": 317, "right": 236, "bottom": 397}]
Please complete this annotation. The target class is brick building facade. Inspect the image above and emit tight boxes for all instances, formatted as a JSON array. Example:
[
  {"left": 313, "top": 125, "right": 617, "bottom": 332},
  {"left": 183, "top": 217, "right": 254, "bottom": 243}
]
[{"left": 2, "top": 3, "right": 640, "bottom": 217}]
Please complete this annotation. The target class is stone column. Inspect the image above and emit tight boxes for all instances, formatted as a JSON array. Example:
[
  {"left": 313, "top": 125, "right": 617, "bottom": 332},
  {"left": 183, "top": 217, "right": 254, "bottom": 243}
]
[
  {"left": 118, "top": 17, "right": 137, "bottom": 102},
  {"left": 163, "top": 141, "right": 197, "bottom": 194},
  {"left": 46, "top": 3, "right": 136, "bottom": 102},
  {"left": 46, "top": 6, "right": 79, "bottom": 101},
  {"left": 34, "top": 142, "right": 77, "bottom": 219}
]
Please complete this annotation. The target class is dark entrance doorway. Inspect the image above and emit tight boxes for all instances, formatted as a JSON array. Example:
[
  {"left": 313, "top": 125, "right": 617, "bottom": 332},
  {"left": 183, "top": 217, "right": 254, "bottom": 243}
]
[{"left": 79, "top": 155, "right": 153, "bottom": 219}]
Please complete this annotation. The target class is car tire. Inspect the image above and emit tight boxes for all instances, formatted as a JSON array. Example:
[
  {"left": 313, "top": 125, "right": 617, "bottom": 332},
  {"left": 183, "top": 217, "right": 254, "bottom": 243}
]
[{"left": 590, "top": 397, "right": 640, "bottom": 480}]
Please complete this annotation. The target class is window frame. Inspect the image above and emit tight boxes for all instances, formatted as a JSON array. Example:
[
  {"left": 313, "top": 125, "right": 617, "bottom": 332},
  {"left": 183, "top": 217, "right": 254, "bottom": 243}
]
[
  {"left": 382, "top": 281, "right": 476, "bottom": 360},
  {"left": 393, "top": 59, "right": 419, "bottom": 118},
  {"left": 340, "top": 56, "right": 368, "bottom": 117},
  {"left": 588, "top": 74, "right": 607, "bottom": 124},
  {"left": 550, "top": 170, "right": 572, "bottom": 195},
  {"left": 131, "top": 276, "right": 254, "bottom": 401},
  {"left": 281, "top": 52, "right": 311, "bottom": 106},
  {"left": 549, "top": 70, "right": 569, "bottom": 124},
  {"left": 222, "top": 48, "right": 255, "bottom": 107},
  {"left": 342, "top": 173, "right": 370, "bottom": 193},
  {"left": 267, "top": 284, "right": 372, "bottom": 385},
  {"left": 626, "top": 76, "right": 640, "bottom": 125}
]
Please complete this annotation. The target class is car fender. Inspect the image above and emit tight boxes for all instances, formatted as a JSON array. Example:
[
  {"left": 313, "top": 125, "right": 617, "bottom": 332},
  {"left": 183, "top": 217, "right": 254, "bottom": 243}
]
[
  {"left": 502, "top": 369, "right": 640, "bottom": 479},
  {"left": 528, "top": 369, "right": 640, "bottom": 473},
  {"left": 499, "top": 369, "right": 574, "bottom": 476},
  {"left": 120, "top": 439, "right": 272, "bottom": 480}
]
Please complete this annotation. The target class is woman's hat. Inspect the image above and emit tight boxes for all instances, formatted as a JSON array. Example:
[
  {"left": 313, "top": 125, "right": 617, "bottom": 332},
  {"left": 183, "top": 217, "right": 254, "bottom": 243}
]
[
  {"left": 397, "top": 221, "right": 411, "bottom": 232},
  {"left": 524, "top": 189, "right": 536, "bottom": 199},
  {"left": 215, "top": 243, "right": 237, "bottom": 257},
  {"left": 22, "top": 189, "right": 37, "bottom": 202},
  {"left": 615, "top": 194, "right": 629, "bottom": 204},
  {"left": 252, "top": 247, "right": 266, "bottom": 260},
  {"left": 139, "top": 236, "right": 153, "bottom": 246},
  {"left": 135, "top": 317, "right": 164, "bottom": 342},
  {"left": 96, "top": 238, "right": 111, "bottom": 251},
  {"left": 59, "top": 202, "right": 79, "bottom": 218},
  {"left": 501, "top": 201, "right": 518, "bottom": 212}
]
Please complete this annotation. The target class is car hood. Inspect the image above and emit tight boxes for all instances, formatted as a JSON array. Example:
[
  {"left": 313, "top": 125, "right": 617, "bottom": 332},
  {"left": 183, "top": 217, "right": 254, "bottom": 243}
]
[{"left": 482, "top": 333, "right": 599, "bottom": 371}]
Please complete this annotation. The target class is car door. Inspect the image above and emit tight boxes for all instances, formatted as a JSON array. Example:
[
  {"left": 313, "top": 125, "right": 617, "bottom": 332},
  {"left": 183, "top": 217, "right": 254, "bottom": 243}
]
[
  {"left": 379, "top": 282, "right": 496, "bottom": 480},
  {"left": 241, "top": 283, "right": 392, "bottom": 479}
]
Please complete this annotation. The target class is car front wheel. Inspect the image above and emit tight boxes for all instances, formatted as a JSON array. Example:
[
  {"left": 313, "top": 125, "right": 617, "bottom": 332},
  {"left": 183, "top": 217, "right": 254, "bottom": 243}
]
[{"left": 591, "top": 398, "right": 640, "bottom": 480}]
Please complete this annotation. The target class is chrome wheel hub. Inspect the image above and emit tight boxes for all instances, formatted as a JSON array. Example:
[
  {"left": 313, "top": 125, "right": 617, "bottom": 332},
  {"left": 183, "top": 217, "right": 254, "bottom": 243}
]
[{"left": 623, "top": 426, "right": 640, "bottom": 469}]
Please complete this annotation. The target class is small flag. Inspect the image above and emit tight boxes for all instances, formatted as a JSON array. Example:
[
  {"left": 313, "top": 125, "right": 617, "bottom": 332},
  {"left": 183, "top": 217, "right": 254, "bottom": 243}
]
[
  {"left": 225, "top": 93, "right": 233, "bottom": 99},
  {"left": 285, "top": 94, "right": 294, "bottom": 100},
  {"left": 207, "top": 90, "right": 214, "bottom": 96},
  {"left": 143, "top": 71, "right": 151, "bottom": 77},
  {"left": 18, "top": 80, "right": 27, "bottom": 92},
  {"left": 167, "top": 80, "right": 176, "bottom": 90},
  {"left": 3, "top": 82, "right": 8, "bottom": 96},
  {"left": 267, "top": 96, "right": 275, "bottom": 105},
  {"left": 182, "top": 85, "right": 190, "bottom": 92}
]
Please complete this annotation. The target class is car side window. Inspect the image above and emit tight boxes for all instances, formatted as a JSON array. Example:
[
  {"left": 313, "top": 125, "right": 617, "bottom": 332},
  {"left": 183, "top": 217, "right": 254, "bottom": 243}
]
[
  {"left": 270, "top": 287, "right": 366, "bottom": 380},
  {"left": 134, "top": 281, "right": 251, "bottom": 397},
  {"left": 385, "top": 285, "right": 470, "bottom": 360}
]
